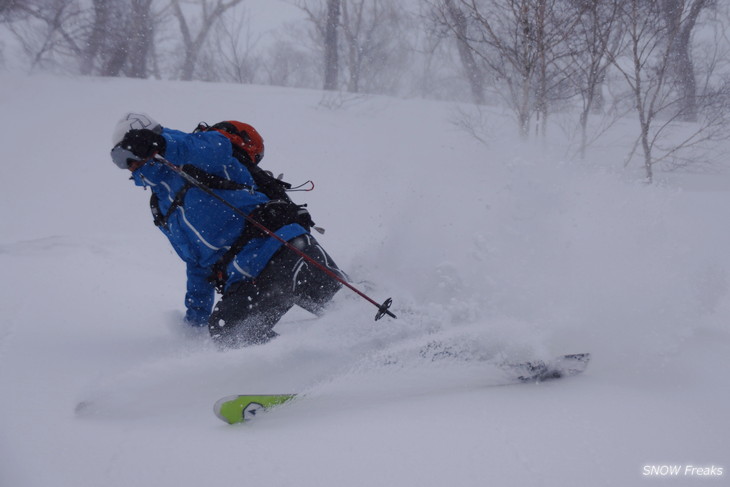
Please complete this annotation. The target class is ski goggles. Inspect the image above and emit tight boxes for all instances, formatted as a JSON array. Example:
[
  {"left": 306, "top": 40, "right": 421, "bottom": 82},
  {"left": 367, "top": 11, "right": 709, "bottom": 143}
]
[{"left": 110, "top": 145, "right": 143, "bottom": 170}]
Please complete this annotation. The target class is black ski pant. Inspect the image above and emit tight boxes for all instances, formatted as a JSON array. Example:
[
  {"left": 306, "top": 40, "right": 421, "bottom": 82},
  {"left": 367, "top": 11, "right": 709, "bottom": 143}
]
[{"left": 208, "top": 234, "right": 344, "bottom": 347}]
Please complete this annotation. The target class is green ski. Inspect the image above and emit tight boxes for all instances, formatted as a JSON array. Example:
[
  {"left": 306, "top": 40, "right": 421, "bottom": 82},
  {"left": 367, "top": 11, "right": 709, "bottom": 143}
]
[
  {"left": 214, "top": 394, "right": 296, "bottom": 424},
  {"left": 212, "top": 354, "right": 590, "bottom": 425}
]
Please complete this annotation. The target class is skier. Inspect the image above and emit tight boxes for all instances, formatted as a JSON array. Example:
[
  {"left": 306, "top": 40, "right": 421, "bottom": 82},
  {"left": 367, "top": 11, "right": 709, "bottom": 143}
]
[{"left": 110, "top": 112, "right": 345, "bottom": 347}]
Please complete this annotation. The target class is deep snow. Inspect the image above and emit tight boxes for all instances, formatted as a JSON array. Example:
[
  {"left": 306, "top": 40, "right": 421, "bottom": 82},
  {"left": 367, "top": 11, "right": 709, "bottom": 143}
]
[{"left": 0, "top": 73, "right": 729, "bottom": 487}]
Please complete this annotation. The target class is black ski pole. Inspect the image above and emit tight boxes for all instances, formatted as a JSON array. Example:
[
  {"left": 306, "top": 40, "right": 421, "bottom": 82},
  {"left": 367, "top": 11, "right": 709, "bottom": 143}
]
[{"left": 152, "top": 154, "right": 396, "bottom": 320}]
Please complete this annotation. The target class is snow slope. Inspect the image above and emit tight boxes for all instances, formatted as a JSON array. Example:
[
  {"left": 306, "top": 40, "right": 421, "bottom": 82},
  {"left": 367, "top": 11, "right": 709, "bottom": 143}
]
[{"left": 1, "top": 74, "right": 729, "bottom": 486}]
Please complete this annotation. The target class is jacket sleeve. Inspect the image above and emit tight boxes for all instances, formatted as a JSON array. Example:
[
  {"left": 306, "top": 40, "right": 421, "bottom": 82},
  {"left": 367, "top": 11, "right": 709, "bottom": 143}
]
[{"left": 184, "top": 262, "right": 216, "bottom": 325}]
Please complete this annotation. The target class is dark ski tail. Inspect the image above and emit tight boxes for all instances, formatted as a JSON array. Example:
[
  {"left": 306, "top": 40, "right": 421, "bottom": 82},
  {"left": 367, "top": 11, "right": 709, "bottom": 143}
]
[{"left": 506, "top": 353, "right": 591, "bottom": 383}]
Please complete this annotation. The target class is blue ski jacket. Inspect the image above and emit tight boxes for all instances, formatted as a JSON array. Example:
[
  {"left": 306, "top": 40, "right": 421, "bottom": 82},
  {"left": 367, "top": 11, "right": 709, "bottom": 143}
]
[{"left": 131, "top": 128, "right": 307, "bottom": 324}]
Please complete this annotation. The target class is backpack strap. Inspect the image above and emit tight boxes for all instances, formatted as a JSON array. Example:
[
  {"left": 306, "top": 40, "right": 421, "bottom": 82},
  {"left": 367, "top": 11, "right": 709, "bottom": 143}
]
[
  {"left": 181, "top": 164, "right": 254, "bottom": 192},
  {"left": 150, "top": 183, "right": 193, "bottom": 228},
  {"left": 207, "top": 199, "right": 315, "bottom": 292},
  {"left": 208, "top": 232, "right": 253, "bottom": 292},
  {"left": 150, "top": 164, "right": 254, "bottom": 228},
  {"left": 231, "top": 152, "right": 292, "bottom": 201}
]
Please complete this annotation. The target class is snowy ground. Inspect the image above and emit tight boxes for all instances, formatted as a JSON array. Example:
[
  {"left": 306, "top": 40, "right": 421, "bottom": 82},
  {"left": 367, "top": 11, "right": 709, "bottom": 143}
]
[{"left": 1, "top": 74, "right": 729, "bottom": 486}]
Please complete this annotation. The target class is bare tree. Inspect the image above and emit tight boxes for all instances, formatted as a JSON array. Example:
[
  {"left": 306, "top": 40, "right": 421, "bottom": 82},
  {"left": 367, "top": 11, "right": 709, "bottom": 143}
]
[
  {"left": 338, "top": 0, "right": 407, "bottom": 94},
  {"left": 429, "top": 0, "right": 485, "bottom": 104},
  {"left": 80, "top": 0, "right": 109, "bottom": 75},
  {"left": 437, "top": 0, "right": 538, "bottom": 137},
  {"left": 0, "top": 0, "right": 26, "bottom": 19},
  {"left": 610, "top": 0, "right": 729, "bottom": 182},
  {"left": 693, "top": 1, "right": 730, "bottom": 97},
  {"left": 297, "top": 0, "right": 342, "bottom": 90},
  {"left": 263, "top": 38, "right": 319, "bottom": 88},
  {"left": 127, "top": 0, "right": 155, "bottom": 78},
  {"left": 206, "top": 6, "right": 260, "bottom": 84},
  {"left": 431, "top": 0, "right": 580, "bottom": 139},
  {"left": 4, "top": 0, "right": 85, "bottom": 72},
  {"left": 1, "top": 0, "right": 155, "bottom": 78},
  {"left": 323, "top": 0, "right": 340, "bottom": 90},
  {"left": 611, "top": 0, "right": 675, "bottom": 181},
  {"left": 80, "top": 0, "right": 155, "bottom": 78},
  {"left": 530, "top": 0, "right": 582, "bottom": 137},
  {"left": 171, "top": 0, "right": 242, "bottom": 81},
  {"left": 410, "top": 18, "right": 465, "bottom": 101},
  {"left": 566, "top": 0, "right": 624, "bottom": 158},
  {"left": 659, "top": 0, "right": 713, "bottom": 122}
]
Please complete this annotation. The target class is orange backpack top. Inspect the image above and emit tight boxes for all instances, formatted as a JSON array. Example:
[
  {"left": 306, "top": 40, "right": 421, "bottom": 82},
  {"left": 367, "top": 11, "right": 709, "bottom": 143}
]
[{"left": 195, "top": 120, "right": 265, "bottom": 165}]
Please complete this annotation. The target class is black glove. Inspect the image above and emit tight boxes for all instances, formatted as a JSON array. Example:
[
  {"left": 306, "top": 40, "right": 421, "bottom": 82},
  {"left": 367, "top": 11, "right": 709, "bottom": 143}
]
[{"left": 119, "top": 129, "right": 166, "bottom": 160}]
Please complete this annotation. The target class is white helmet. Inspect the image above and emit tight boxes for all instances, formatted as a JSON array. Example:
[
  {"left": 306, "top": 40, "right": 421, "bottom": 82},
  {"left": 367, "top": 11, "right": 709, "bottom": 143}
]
[
  {"left": 112, "top": 112, "right": 162, "bottom": 145},
  {"left": 110, "top": 112, "right": 163, "bottom": 169}
]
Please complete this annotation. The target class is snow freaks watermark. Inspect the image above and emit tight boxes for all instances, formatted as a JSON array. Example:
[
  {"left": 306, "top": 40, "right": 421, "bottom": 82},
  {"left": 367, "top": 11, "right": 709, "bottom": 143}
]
[{"left": 642, "top": 465, "right": 724, "bottom": 478}]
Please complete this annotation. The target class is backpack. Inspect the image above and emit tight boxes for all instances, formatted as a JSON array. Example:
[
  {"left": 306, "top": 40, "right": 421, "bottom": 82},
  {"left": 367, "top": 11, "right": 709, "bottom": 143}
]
[
  {"left": 193, "top": 121, "right": 294, "bottom": 201},
  {"left": 191, "top": 121, "right": 320, "bottom": 291},
  {"left": 197, "top": 121, "right": 264, "bottom": 164}
]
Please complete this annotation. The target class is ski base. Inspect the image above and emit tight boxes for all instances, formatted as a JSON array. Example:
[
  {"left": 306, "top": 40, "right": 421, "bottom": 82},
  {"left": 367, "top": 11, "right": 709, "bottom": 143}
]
[{"left": 214, "top": 394, "right": 296, "bottom": 425}]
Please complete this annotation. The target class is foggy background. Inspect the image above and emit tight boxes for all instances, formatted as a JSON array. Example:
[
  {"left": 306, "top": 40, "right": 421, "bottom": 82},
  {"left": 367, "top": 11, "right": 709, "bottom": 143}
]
[{"left": 1, "top": 0, "right": 729, "bottom": 182}]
